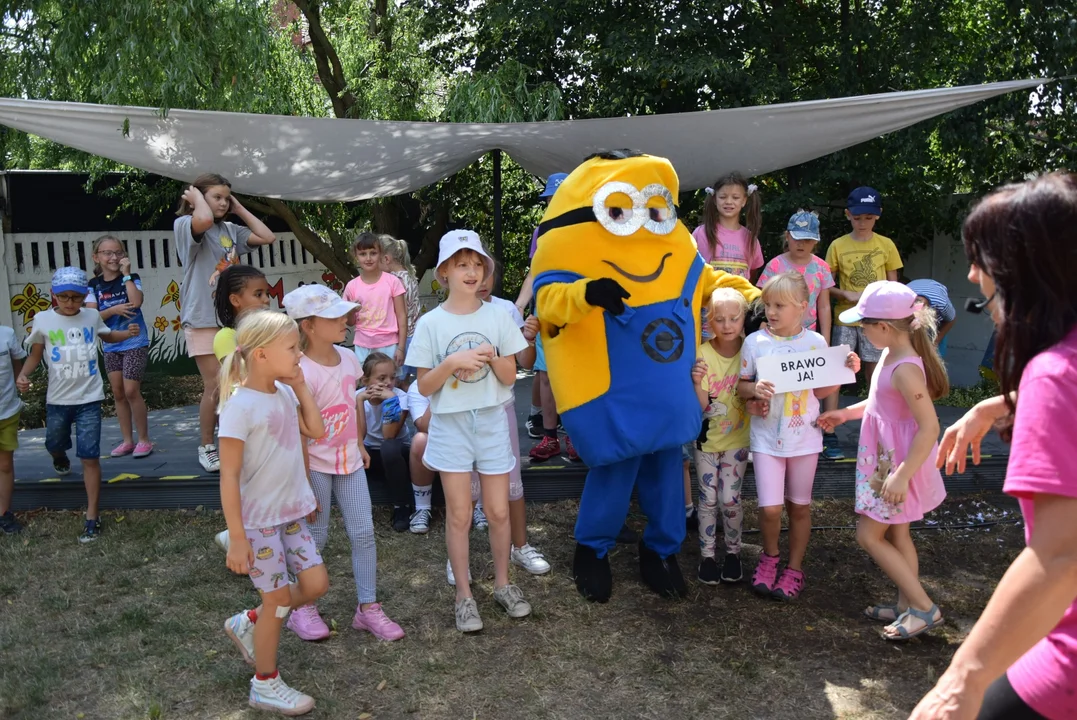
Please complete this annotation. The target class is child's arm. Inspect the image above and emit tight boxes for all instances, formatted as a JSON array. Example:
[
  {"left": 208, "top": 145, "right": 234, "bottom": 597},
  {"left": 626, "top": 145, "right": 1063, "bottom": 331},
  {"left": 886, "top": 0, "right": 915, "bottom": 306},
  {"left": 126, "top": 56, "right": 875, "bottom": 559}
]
[
  {"left": 737, "top": 378, "right": 771, "bottom": 401},
  {"left": 120, "top": 262, "right": 144, "bottom": 308},
  {"left": 392, "top": 294, "right": 407, "bottom": 366},
  {"left": 816, "top": 399, "right": 869, "bottom": 432},
  {"left": 818, "top": 289, "right": 832, "bottom": 345},
  {"left": 416, "top": 350, "right": 485, "bottom": 397},
  {"left": 514, "top": 316, "right": 539, "bottom": 370},
  {"left": 15, "top": 343, "right": 45, "bottom": 392},
  {"left": 286, "top": 374, "right": 326, "bottom": 440},
  {"left": 182, "top": 186, "right": 216, "bottom": 236},
  {"left": 813, "top": 352, "right": 861, "bottom": 399},
  {"left": 880, "top": 363, "right": 940, "bottom": 504},
  {"left": 218, "top": 437, "right": 254, "bottom": 575},
  {"left": 229, "top": 197, "right": 275, "bottom": 246},
  {"left": 489, "top": 350, "right": 517, "bottom": 387},
  {"left": 692, "top": 358, "right": 709, "bottom": 411},
  {"left": 100, "top": 324, "right": 141, "bottom": 344}
]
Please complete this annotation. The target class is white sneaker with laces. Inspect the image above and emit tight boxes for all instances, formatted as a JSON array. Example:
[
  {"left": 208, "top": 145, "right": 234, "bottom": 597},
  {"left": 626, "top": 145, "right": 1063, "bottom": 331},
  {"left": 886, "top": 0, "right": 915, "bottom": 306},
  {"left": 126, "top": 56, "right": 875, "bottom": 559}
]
[
  {"left": 472, "top": 506, "right": 488, "bottom": 530},
  {"left": 249, "top": 673, "right": 315, "bottom": 715},
  {"left": 446, "top": 559, "right": 473, "bottom": 587},
  {"left": 199, "top": 444, "right": 221, "bottom": 473},
  {"left": 214, "top": 530, "right": 230, "bottom": 551},
  {"left": 454, "top": 597, "right": 483, "bottom": 633},
  {"left": 409, "top": 508, "right": 432, "bottom": 534},
  {"left": 511, "top": 543, "right": 551, "bottom": 575},
  {"left": 224, "top": 610, "right": 256, "bottom": 666}
]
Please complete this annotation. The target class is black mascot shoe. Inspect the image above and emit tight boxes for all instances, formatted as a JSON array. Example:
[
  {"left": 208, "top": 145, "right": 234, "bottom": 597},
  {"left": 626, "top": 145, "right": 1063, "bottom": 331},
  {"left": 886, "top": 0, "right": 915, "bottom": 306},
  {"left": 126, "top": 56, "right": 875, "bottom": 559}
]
[
  {"left": 573, "top": 543, "right": 613, "bottom": 603},
  {"left": 638, "top": 541, "right": 688, "bottom": 599}
]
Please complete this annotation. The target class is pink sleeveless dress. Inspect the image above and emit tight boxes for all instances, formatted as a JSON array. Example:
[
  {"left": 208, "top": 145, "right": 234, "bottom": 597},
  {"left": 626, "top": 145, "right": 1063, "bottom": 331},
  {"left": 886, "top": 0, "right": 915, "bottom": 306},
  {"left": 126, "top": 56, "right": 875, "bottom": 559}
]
[{"left": 855, "top": 354, "right": 946, "bottom": 523}]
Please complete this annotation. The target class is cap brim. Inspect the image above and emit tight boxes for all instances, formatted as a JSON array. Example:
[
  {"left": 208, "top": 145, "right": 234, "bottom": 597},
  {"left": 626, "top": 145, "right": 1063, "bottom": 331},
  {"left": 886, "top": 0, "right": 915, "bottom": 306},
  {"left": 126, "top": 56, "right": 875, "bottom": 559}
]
[
  {"left": 316, "top": 300, "right": 358, "bottom": 319},
  {"left": 52, "top": 283, "right": 88, "bottom": 295},
  {"left": 787, "top": 232, "right": 820, "bottom": 241},
  {"left": 847, "top": 206, "right": 881, "bottom": 216},
  {"left": 838, "top": 308, "right": 864, "bottom": 324}
]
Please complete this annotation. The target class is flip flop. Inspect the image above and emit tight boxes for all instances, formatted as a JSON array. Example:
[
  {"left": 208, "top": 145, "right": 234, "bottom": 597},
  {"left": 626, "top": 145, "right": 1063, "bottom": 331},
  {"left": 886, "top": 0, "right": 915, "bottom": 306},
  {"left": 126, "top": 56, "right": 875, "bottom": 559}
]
[
  {"left": 883, "top": 604, "right": 944, "bottom": 641},
  {"left": 864, "top": 604, "right": 902, "bottom": 622}
]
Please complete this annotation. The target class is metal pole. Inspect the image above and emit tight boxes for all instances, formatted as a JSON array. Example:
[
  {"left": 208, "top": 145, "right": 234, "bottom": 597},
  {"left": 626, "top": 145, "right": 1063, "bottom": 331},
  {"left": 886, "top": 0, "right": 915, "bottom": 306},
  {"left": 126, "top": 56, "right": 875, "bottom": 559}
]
[{"left": 492, "top": 149, "right": 503, "bottom": 295}]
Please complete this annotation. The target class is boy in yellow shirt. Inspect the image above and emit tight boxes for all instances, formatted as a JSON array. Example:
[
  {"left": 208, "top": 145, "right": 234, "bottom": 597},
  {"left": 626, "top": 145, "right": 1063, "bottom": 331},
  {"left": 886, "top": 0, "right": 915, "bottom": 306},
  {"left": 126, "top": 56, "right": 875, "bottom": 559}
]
[{"left": 820, "top": 187, "right": 902, "bottom": 459}]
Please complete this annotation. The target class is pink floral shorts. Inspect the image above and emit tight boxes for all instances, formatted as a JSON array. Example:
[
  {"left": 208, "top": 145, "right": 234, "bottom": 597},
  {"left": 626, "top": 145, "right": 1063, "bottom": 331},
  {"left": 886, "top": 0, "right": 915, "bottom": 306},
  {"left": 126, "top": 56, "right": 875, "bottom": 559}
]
[{"left": 246, "top": 518, "right": 323, "bottom": 593}]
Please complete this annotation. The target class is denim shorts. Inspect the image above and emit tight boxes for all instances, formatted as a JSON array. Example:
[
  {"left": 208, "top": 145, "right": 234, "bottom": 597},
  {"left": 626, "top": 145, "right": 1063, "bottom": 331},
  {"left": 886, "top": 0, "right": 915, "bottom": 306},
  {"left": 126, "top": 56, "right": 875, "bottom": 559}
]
[{"left": 45, "top": 402, "right": 102, "bottom": 459}]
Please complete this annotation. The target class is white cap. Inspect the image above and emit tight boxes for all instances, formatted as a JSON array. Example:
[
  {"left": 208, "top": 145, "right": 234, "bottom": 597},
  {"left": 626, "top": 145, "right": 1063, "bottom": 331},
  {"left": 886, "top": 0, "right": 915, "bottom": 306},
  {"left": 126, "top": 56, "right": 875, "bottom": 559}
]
[
  {"left": 436, "top": 229, "right": 494, "bottom": 280},
  {"left": 283, "top": 284, "right": 357, "bottom": 320}
]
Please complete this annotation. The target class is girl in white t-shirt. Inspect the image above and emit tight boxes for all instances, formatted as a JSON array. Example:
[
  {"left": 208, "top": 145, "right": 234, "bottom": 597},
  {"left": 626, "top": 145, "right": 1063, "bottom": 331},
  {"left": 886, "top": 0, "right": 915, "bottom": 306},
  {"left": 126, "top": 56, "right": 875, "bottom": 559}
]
[
  {"left": 216, "top": 310, "right": 327, "bottom": 717},
  {"left": 404, "top": 230, "right": 530, "bottom": 633},
  {"left": 737, "top": 273, "right": 859, "bottom": 603},
  {"left": 283, "top": 284, "right": 405, "bottom": 644}
]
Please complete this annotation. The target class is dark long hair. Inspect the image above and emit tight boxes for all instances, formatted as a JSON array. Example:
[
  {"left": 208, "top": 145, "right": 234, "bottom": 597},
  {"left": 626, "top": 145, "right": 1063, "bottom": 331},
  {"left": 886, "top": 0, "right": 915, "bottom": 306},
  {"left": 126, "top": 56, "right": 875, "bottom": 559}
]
[
  {"left": 702, "top": 171, "right": 761, "bottom": 263},
  {"left": 214, "top": 264, "right": 267, "bottom": 329},
  {"left": 176, "top": 173, "right": 232, "bottom": 216},
  {"left": 962, "top": 172, "right": 1077, "bottom": 439}
]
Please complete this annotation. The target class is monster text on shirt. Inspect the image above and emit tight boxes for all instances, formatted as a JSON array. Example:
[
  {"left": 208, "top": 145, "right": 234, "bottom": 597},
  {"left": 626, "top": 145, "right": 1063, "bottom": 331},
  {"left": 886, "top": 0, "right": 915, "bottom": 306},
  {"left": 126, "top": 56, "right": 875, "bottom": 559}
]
[{"left": 48, "top": 326, "right": 100, "bottom": 379}]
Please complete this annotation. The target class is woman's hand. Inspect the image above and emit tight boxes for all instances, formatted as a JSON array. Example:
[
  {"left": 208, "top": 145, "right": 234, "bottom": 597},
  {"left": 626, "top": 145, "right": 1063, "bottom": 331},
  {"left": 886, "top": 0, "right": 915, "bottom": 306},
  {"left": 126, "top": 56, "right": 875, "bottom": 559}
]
[
  {"left": 816, "top": 410, "right": 847, "bottom": 433},
  {"left": 908, "top": 671, "right": 984, "bottom": 720},
  {"left": 937, "top": 396, "right": 1004, "bottom": 475},
  {"left": 754, "top": 379, "right": 776, "bottom": 402},
  {"left": 226, "top": 536, "right": 254, "bottom": 575}
]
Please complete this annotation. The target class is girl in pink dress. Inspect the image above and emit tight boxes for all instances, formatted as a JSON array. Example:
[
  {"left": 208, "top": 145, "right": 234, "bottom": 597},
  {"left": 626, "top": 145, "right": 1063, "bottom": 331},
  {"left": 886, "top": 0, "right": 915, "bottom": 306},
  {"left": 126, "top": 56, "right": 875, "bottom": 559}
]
[{"left": 818, "top": 280, "right": 950, "bottom": 641}]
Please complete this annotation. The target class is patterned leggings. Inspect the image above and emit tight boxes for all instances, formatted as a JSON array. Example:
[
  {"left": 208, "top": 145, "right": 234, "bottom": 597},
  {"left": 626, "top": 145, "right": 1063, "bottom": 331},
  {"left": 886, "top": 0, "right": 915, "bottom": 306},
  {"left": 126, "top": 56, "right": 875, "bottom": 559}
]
[
  {"left": 694, "top": 447, "right": 749, "bottom": 558},
  {"left": 308, "top": 469, "right": 378, "bottom": 605}
]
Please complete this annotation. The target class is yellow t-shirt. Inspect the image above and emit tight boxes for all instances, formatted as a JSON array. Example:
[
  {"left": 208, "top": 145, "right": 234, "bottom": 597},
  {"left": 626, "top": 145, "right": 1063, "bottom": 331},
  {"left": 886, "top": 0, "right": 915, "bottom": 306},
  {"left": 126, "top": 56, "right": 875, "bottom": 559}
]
[
  {"left": 213, "top": 327, "right": 237, "bottom": 361},
  {"left": 825, "top": 233, "right": 903, "bottom": 326},
  {"left": 697, "top": 342, "right": 750, "bottom": 453}
]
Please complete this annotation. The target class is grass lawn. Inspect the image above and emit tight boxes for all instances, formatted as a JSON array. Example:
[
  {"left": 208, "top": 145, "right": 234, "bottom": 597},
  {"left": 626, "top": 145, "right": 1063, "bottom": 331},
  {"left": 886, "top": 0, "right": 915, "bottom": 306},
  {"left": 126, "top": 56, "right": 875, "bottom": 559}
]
[{"left": 0, "top": 496, "right": 1020, "bottom": 720}]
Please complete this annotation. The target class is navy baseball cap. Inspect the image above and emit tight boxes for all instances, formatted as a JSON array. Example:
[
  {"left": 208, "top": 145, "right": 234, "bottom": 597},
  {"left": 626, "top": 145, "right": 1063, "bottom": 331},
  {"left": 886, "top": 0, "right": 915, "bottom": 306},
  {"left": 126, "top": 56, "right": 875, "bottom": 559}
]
[
  {"left": 847, "top": 187, "right": 882, "bottom": 216},
  {"left": 539, "top": 173, "right": 568, "bottom": 198}
]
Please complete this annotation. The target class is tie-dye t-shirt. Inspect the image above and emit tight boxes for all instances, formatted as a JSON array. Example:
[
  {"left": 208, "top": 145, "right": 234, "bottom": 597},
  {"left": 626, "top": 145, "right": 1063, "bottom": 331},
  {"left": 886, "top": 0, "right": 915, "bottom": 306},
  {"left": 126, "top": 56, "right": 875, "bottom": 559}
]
[
  {"left": 757, "top": 253, "right": 836, "bottom": 331},
  {"left": 218, "top": 382, "right": 317, "bottom": 529},
  {"left": 300, "top": 346, "right": 363, "bottom": 475},
  {"left": 691, "top": 224, "right": 765, "bottom": 279}
]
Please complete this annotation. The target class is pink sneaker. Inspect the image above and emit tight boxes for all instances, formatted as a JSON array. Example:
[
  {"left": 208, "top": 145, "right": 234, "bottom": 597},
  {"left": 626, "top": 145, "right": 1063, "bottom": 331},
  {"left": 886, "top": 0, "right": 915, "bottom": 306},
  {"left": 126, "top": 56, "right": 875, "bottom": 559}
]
[
  {"left": 771, "top": 567, "right": 806, "bottom": 601},
  {"left": 751, "top": 553, "right": 780, "bottom": 597},
  {"left": 133, "top": 441, "right": 154, "bottom": 458},
  {"left": 351, "top": 603, "right": 405, "bottom": 641},
  {"left": 110, "top": 441, "right": 136, "bottom": 457},
  {"left": 286, "top": 604, "right": 330, "bottom": 641}
]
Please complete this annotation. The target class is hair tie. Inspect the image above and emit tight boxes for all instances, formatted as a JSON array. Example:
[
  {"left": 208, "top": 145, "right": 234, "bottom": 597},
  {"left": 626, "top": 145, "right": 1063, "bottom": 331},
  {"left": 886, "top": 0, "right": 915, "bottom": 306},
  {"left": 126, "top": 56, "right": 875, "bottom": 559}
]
[
  {"left": 910, "top": 318, "right": 922, "bottom": 331},
  {"left": 747, "top": 184, "right": 758, "bottom": 196},
  {"left": 704, "top": 187, "right": 714, "bottom": 195},
  {"left": 912, "top": 300, "right": 925, "bottom": 312},
  {"left": 235, "top": 344, "right": 243, "bottom": 354}
]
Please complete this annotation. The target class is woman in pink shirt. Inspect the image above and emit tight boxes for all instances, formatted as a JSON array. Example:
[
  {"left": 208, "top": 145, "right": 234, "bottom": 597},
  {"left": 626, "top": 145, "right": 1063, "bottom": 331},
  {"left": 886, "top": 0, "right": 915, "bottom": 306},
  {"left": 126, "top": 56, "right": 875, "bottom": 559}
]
[{"left": 912, "top": 173, "right": 1077, "bottom": 720}]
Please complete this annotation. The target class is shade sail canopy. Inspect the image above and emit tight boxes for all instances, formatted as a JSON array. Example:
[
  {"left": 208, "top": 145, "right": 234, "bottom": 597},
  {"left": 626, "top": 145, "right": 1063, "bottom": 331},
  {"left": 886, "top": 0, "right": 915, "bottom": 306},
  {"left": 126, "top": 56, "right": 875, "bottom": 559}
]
[{"left": 0, "top": 79, "right": 1041, "bottom": 202}]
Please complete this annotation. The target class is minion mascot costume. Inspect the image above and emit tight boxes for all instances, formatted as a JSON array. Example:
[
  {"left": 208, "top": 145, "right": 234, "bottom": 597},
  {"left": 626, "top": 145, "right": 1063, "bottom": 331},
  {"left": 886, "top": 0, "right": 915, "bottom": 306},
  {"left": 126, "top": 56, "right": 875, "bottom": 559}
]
[{"left": 531, "top": 151, "right": 760, "bottom": 602}]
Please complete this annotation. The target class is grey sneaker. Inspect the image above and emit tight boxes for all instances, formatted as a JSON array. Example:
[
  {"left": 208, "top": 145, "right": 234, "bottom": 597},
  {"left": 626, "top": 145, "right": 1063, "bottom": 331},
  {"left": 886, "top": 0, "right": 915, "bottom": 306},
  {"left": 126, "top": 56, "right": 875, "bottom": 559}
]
[
  {"left": 493, "top": 584, "right": 532, "bottom": 618},
  {"left": 454, "top": 597, "right": 483, "bottom": 633}
]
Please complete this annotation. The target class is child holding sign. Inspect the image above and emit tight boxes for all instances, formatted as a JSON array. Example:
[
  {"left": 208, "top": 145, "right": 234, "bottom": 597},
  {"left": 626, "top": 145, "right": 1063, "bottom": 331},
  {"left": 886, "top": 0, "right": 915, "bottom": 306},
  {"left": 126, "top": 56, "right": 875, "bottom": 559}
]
[
  {"left": 738, "top": 273, "right": 860, "bottom": 601},
  {"left": 817, "top": 281, "right": 948, "bottom": 640}
]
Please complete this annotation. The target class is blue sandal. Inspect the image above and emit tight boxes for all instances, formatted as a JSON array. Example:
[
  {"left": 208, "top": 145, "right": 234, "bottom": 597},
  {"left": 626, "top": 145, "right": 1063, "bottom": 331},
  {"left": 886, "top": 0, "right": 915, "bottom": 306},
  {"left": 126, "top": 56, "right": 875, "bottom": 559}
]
[
  {"left": 864, "top": 604, "right": 902, "bottom": 622},
  {"left": 884, "top": 604, "right": 943, "bottom": 640}
]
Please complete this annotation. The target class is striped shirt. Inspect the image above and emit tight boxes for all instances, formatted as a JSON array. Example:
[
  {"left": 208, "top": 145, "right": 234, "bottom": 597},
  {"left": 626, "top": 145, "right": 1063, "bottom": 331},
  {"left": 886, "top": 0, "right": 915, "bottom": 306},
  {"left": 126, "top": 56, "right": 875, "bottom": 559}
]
[{"left": 907, "top": 279, "right": 956, "bottom": 323}]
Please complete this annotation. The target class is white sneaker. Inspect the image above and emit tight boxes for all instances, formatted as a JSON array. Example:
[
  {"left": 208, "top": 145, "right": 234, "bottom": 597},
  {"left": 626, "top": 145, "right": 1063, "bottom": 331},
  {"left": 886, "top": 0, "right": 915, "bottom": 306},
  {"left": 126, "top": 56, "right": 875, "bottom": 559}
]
[
  {"left": 409, "top": 508, "right": 432, "bottom": 534},
  {"left": 493, "top": 583, "right": 532, "bottom": 618},
  {"left": 511, "top": 543, "right": 551, "bottom": 575},
  {"left": 446, "top": 559, "right": 473, "bottom": 587},
  {"left": 214, "top": 530, "right": 230, "bottom": 551},
  {"left": 454, "top": 597, "right": 483, "bottom": 633},
  {"left": 472, "top": 506, "right": 488, "bottom": 530},
  {"left": 224, "top": 610, "right": 256, "bottom": 666},
  {"left": 199, "top": 444, "right": 221, "bottom": 473},
  {"left": 249, "top": 673, "right": 315, "bottom": 715}
]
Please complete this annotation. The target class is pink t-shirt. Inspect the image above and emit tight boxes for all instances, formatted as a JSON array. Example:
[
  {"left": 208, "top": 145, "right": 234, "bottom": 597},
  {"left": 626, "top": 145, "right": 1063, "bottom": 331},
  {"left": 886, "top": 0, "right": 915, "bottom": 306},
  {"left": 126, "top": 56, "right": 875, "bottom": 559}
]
[
  {"left": 691, "top": 224, "right": 765, "bottom": 279},
  {"left": 343, "top": 272, "right": 405, "bottom": 348},
  {"left": 757, "top": 253, "right": 835, "bottom": 331},
  {"left": 1004, "top": 324, "right": 1077, "bottom": 718},
  {"left": 300, "top": 347, "right": 364, "bottom": 475}
]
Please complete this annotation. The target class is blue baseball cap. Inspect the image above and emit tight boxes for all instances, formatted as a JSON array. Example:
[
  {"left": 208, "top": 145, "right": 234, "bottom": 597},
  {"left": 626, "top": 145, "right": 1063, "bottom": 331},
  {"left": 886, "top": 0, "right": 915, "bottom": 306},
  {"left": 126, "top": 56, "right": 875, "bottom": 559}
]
[
  {"left": 539, "top": 173, "right": 568, "bottom": 198},
  {"left": 847, "top": 186, "right": 882, "bottom": 216},
  {"left": 51, "top": 266, "right": 88, "bottom": 295},
  {"left": 786, "top": 210, "right": 821, "bottom": 241}
]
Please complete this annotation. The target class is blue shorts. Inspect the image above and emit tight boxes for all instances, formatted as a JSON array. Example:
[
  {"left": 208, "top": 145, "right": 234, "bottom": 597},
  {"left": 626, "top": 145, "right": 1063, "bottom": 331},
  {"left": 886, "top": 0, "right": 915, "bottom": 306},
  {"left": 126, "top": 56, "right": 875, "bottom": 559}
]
[
  {"left": 45, "top": 402, "right": 102, "bottom": 460},
  {"left": 533, "top": 334, "right": 547, "bottom": 372}
]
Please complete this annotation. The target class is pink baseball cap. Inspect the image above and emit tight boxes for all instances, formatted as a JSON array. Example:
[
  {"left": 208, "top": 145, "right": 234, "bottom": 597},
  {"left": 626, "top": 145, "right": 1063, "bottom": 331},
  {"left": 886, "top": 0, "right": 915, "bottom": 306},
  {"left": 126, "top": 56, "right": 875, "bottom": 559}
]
[{"left": 838, "top": 280, "right": 919, "bottom": 324}]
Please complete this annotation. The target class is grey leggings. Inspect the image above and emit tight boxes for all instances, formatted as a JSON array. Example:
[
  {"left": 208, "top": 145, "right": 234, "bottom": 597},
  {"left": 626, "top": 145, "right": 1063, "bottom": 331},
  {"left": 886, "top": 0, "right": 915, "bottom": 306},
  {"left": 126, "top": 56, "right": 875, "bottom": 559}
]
[{"left": 308, "top": 469, "right": 378, "bottom": 605}]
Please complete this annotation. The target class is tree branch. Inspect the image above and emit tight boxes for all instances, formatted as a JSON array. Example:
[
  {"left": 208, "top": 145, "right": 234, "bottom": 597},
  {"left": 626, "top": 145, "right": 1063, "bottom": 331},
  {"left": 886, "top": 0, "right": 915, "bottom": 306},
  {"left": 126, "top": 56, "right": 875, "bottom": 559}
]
[
  {"left": 239, "top": 195, "right": 356, "bottom": 281},
  {"left": 292, "top": 0, "right": 358, "bottom": 118}
]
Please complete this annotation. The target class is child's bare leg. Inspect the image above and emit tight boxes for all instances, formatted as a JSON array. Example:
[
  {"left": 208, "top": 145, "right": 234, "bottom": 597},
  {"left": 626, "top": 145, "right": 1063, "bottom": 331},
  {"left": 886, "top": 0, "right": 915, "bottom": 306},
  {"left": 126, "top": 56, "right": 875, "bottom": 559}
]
[
  {"left": 442, "top": 472, "right": 473, "bottom": 601},
  {"left": 108, "top": 371, "right": 134, "bottom": 445},
  {"left": 124, "top": 379, "right": 150, "bottom": 443},
  {"left": 252, "top": 566, "right": 327, "bottom": 676},
  {"left": 82, "top": 458, "right": 101, "bottom": 519},
  {"left": 857, "top": 517, "right": 933, "bottom": 611},
  {"left": 194, "top": 354, "right": 220, "bottom": 446},
  {"left": 509, "top": 498, "right": 527, "bottom": 548},
  {"left": 0, "top": 450, "right": 14, "bottom": 515},
  {"left": 785, "top": 500, "right": 812, "bottom": 571},
  {"left": 480, "top": 473, "right": 511, "bottom": 587},
  {"left": 885, "top": 523, "right": 920, "bottom": 610}
]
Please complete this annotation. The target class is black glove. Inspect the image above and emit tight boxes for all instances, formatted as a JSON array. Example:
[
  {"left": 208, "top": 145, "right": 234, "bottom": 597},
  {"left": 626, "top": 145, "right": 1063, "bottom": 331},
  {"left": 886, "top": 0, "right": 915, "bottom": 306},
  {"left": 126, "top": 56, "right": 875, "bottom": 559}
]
[
  {"left": 744, "top": 299, "right": 767, "bottom": 335},
  {"left": 585, "top": 278, "right": 631, "bottom": 315}
]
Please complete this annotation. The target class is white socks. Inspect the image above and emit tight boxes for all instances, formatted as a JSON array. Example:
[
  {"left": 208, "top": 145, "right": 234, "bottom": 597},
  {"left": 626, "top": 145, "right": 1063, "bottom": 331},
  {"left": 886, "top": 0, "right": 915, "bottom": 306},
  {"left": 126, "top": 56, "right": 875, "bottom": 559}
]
[{"left": 413, "top": 484, "right": 432, "bottom": 510}]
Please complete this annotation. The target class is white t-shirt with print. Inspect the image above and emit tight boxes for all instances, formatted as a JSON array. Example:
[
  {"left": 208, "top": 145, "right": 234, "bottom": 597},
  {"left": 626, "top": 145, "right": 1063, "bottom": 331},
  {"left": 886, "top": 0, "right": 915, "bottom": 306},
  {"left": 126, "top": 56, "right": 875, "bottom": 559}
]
[
  {"left": 487, "top": 295, "right": 525, "bottom": 328},
  {"left": 0, "top": 326, "right": 27, "bottom": 419},
  {"left": 26, "top": 308, "right": 111, "bottom": 406},
  {"left": 740, "top": 328, "right": 827, "bottom": 457},
  {"left": 406, "top": 381, "right": 430, "bottom": 433},
  {"left": 363, "top": 387, "right": 411, "bottom": 448},
  {"left": 404, "top": 302, "right": 528, "bottom": 415},
  {"left": 218, "top": 382, "right": 317, "bottom": 530}
]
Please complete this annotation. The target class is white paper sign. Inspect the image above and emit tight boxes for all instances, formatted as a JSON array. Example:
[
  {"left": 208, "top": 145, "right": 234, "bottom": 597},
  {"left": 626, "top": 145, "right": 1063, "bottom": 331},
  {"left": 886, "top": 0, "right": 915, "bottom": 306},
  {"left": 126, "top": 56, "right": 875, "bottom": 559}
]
[{"left": 756, "top": 344, "right": 855, "bottom": 393}]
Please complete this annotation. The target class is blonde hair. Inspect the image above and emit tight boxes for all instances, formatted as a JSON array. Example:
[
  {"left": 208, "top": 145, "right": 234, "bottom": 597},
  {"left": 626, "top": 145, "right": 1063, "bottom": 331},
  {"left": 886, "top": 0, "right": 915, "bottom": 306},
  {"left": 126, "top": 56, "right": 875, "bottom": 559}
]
[
  {"left": 761, "top": 271, "right": 810, "bottom": 305},
  {"left": 217, "top": 310, "right": 298, "bottom": 412},
  {"left": 708, "top": 287, "right": 748, "bottom": 316},
  {"left": 381, "top": 236, "right": 415, "bottom": 278},
  {"left": 865, "top": 306, "right": 951, "bottom": 400}
]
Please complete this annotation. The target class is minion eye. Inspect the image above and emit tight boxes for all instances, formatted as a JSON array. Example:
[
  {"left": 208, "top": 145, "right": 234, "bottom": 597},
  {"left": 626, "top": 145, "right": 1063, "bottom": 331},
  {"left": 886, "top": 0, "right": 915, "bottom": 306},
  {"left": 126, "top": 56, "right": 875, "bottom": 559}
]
[
  {"left": 608, "top": 206, "right": 633, "bottom": 224},
  {"left": 648, "top": 206, "right": 670, "bottom": 223}
]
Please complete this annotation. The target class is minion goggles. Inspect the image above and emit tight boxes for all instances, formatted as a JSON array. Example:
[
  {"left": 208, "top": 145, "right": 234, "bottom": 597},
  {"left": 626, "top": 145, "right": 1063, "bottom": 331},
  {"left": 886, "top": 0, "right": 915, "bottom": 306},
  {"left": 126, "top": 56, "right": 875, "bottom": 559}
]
[{"left": 535, "top": 181, "right": 679, "bottom": 240}]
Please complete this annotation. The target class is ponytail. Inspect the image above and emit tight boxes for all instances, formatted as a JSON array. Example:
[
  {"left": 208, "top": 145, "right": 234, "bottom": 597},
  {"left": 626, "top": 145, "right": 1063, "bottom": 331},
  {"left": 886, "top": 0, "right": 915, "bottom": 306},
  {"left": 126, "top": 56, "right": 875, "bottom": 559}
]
[
  {"left": 381, "top": 235, "right": 416, "bottom": 279},
  {"left": 869, "top": 307, "right": 951, "bottom": 400},
  {"left": 702, "top": 172, "right": 760, "bottom": 263},
  {"left": 216, "top": 310, "right": 298, "bottom": 413}
]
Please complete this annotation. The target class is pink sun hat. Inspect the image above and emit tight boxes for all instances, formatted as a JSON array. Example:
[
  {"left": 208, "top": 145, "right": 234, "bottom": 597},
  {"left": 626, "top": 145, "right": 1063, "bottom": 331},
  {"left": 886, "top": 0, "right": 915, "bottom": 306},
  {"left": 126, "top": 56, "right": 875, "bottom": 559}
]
[{"left": 838, "top": 280, "right": 919, "bottom": 324}]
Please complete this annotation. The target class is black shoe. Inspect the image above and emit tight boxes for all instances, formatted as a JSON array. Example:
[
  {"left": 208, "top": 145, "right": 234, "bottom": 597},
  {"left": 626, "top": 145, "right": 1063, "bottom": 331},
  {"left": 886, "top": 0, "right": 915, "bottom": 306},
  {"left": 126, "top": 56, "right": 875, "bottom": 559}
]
[
  {"left": 526, "top": 413, "right": 543, "bottom": 439},
  {"left": 638, "top": 541, "right": 688, "bottom": 599},
  {"left": 391, "top": 506, "right": 411, "bottom": 532},
  {"left": 615, "top": 523, "right": 639, "bottom": 544},
  {"left": 685, "top": 507, "right": 698, "bottom": 534},
  {"left": 52, "top": 452, "right": 71, "bottom": 476},
  {"left": 0, "top": 511, "right": 23, "bottom": 534},
  {"left": 79, "top": 518, "right": 101, "bottom": 543},
  {"left": 697, "top": 557, "right": 720, "bottom": 586},
  {"left": 720, "top": 553, "right": 743, "bottom": 583},
  {"left": 573, "top": 543, "right": 612, "bottom": 603}
]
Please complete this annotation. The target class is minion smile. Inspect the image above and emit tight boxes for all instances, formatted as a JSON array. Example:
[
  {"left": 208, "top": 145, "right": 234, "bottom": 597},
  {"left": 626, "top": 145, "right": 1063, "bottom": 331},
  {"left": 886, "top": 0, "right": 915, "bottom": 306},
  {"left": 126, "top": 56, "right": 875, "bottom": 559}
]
[{"left": 602, "top": 253, "right": 672, "bottom": 283}]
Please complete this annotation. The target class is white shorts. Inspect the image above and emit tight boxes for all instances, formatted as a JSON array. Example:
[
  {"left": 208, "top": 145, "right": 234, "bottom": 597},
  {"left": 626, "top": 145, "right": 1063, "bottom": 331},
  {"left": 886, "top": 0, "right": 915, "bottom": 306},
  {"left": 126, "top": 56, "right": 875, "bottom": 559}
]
[
  {"left": 424, "top": 406, "right": 517, "bottom": 475},
  {"left": 471, "top": 399, "right": 524, "bottom": 501}
]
